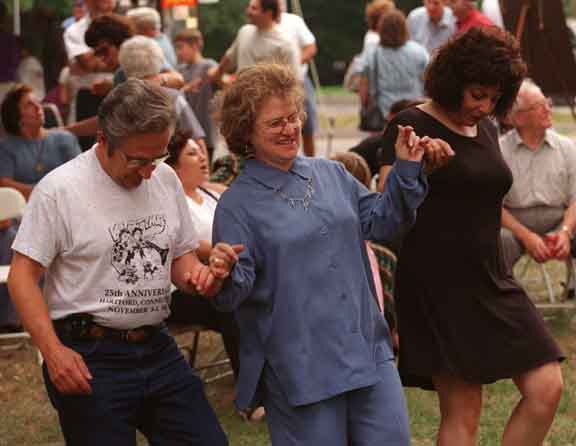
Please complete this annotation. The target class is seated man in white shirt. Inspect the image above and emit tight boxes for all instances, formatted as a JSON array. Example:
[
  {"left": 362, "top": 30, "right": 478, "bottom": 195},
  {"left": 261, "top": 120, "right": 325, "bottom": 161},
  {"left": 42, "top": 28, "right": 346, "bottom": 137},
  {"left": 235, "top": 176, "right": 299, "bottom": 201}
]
[{"left": 500, "top": 79, "right": 576, "bottom": 297}]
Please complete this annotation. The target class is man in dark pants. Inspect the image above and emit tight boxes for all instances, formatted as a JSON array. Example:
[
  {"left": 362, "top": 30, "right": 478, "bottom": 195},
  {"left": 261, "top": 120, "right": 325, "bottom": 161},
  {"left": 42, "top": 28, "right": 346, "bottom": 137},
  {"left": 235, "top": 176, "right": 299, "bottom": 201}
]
[{"left": 8, "top": 79, "right": 229, "bottom": 446}]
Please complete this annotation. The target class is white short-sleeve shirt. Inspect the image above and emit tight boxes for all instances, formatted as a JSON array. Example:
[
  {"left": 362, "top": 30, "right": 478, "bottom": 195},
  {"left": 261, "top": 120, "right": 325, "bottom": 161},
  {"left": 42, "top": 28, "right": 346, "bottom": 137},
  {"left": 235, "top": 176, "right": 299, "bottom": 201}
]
[{"left": 12, "top": 148, "right": 199, "bottom": 329}]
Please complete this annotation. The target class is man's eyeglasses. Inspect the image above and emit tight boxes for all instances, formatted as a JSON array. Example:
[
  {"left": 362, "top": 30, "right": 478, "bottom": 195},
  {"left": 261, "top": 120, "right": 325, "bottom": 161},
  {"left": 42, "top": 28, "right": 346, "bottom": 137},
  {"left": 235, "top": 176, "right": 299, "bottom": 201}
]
[
  {"left": 118, "top": 150, "right": 170, "bottom": 169},
  {"left": 260, "top": 112, "right": 302, "bottom": 134},
  {"left": 517, "top": 97, "right": 553, "bottom": 113}
]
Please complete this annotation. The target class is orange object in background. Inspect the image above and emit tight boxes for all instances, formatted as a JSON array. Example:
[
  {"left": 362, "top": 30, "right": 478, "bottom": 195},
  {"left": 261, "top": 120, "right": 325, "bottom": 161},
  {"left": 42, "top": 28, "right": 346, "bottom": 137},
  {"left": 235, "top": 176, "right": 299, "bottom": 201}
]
[{"left": 162, "top": 0, "right": 197, "bottom": 7}]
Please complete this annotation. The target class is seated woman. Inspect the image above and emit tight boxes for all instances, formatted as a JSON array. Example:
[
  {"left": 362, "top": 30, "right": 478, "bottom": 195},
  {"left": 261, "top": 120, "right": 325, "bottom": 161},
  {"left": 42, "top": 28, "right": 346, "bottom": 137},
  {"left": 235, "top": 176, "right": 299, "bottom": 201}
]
[
  {"left": 0, "top": 84, "right": 81, "bottom": 200},
  {"left": 165, "top": 130, "right": 239, "bottom": 379}
]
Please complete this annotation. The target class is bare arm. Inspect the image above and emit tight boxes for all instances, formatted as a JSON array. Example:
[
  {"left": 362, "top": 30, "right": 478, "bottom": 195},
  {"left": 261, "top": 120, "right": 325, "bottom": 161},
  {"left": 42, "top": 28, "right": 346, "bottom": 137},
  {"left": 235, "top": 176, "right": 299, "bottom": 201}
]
[
  {"left": 358, "top": 75, "right": 369, "bottom": 106},
  {"left": 64, "top": 116, "right": 98, "bottom": 137},
  {"left": 160, "top": 69, "right": 184, "bottom": 89},
  {"left": 300, "top": 42, "right": 317, "bottom": 65},
  {"left": 171, "top": 250, "right": 221, "bottom": 296},
  {"left": 546, "top": 201, "right": 576, "bottom": 260},
  {"left": 501, "top": 207, "right": 551, "bottom": 262},
  {"left": 195, "top": 240, "right": 212, "bottom": 262},
  {"left": 0, "top": 177, "right": 33, "bottom": 200},
  {"left": 75, "top": 53, "right": 108, "bottom": 74},
  {"left": 8, "top": 252, "right": 93, "bottom": 394},
  {"left": 377, "top": 165, "right": 392, "bottom": 193},
  {"left": 208, "top": 54, "right": 233, "bottom": 85}
]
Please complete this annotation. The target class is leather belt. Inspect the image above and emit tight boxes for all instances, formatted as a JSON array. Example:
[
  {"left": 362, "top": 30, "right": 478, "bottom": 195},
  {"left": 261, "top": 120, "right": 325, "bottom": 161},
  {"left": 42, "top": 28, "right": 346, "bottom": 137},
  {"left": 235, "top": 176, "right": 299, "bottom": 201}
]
[{"left": 53, "top": 314, "right": 162, "bottom": 344}]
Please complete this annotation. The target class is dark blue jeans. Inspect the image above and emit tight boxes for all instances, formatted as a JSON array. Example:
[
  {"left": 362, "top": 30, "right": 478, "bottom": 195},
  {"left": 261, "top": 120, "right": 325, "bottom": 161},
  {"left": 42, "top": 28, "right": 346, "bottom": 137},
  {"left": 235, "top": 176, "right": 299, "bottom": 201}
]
[{"left": 44, "top": 328, "right": 228, "bottom": 446}]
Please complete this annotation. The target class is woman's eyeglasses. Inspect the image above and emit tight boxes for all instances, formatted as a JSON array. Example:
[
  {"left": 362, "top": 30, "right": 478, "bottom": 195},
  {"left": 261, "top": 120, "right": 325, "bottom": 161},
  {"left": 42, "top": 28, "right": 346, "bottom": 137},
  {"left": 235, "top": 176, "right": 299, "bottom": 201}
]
[{"left": 260, "top": 113, "right": 302, "bottom": 134}]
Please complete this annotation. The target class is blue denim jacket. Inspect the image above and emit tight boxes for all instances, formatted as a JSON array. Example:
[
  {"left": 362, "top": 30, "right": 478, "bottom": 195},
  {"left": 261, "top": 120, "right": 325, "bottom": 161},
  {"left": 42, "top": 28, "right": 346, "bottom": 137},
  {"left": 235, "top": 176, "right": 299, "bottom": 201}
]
[{"left": 212, "top": 156, "right": 426, "bottom": 408}]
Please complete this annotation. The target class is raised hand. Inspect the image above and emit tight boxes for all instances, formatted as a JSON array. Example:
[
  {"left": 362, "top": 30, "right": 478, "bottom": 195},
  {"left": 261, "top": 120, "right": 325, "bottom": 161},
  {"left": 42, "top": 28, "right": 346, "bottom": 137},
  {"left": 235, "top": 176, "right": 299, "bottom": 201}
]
[{"left": 394, "top": 125, "right": 425, "bottom": 162}]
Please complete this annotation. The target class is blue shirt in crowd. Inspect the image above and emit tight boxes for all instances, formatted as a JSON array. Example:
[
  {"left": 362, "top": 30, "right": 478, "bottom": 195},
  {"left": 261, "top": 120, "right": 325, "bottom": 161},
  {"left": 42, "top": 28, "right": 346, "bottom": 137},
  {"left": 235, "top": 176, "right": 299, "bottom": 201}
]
[
  {"left": 407, "top": 6, "right": 455, "bottom": 53},
  {"left": 212, "top": 156, "right": 427, "bottom": 409},
  {"left": 0, "top": 130, "right": 81, "bottom": 184},
  {"left": 362, "top": 41, "right": 429, "bottom": 118}
]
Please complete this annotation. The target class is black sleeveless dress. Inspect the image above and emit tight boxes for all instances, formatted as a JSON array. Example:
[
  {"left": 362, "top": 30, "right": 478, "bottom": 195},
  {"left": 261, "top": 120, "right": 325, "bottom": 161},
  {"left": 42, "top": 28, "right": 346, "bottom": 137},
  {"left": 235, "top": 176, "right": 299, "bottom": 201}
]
[{"left": 381, "top": 108, "right": 564, "bottom": 390}]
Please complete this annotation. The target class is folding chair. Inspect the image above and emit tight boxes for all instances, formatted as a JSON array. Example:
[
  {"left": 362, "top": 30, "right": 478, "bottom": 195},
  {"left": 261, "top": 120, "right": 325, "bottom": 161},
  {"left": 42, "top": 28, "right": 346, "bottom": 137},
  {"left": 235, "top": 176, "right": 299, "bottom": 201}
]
[
  {"left": 0, "top": 188, "right": 34, "bottom": 354},
  {"left": 516, "top": 255, "right": 576, "bottom": 304},
  {"left": 168, "top": 322, "right": 233, "bottom": 384},
  {"left": 43, "top": 103, "right": 64, "bottom": 129}
]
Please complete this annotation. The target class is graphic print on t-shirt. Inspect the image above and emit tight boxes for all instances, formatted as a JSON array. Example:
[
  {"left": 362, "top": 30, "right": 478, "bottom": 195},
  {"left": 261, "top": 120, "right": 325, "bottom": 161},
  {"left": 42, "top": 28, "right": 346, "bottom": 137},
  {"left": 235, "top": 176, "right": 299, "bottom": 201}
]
[{"left": 109, "top": 215, "right": 170, "bottom": 285}]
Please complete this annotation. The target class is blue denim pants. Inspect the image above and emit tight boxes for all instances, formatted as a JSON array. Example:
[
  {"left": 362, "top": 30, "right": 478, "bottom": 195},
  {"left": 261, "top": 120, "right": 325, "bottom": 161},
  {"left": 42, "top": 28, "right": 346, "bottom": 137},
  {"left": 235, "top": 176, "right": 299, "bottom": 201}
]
[{"left": 44, "top": 328, "right": 228, "bottom": 446}]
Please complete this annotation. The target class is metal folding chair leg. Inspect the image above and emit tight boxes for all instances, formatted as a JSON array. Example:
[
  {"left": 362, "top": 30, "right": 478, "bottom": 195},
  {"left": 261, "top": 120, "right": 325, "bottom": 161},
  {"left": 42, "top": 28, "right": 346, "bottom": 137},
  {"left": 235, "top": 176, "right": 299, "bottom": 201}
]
[
  {"left": 168, "top": 323, "right": 233, "bottom": 384},
  {"left": 537, "top": 262, "right": 556, "bottom": 303}
]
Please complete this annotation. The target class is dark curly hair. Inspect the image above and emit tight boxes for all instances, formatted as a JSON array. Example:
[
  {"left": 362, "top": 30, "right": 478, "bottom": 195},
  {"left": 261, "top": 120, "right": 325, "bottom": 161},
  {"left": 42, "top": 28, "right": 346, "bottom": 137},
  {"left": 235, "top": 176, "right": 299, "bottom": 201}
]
[
  {"left": 85, "top": 13, "right": 134, "bottom": 49},
  {"left": 1, "top": 84, "right": 32, "bottom": 136},
  {"left": 424, "top": 27, "right": 527, "bottom": 119},
  {"left": 165, "top": 129, "right": 193, "bottom": 167}
]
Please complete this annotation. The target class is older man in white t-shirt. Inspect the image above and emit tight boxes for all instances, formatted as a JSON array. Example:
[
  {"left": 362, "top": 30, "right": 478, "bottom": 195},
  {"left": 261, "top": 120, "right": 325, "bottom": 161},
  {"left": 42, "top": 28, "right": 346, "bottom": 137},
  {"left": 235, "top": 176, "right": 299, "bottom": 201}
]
[{"left": 8, "top": 79, "right": 238, "bottom": 445}]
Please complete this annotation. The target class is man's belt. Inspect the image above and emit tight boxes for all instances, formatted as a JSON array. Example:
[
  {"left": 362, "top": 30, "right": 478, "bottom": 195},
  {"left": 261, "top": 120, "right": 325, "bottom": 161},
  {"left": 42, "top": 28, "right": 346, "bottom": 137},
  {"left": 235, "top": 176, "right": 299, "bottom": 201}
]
[{"left": 53, "top": 313, "right": 162, "bottom": 343}]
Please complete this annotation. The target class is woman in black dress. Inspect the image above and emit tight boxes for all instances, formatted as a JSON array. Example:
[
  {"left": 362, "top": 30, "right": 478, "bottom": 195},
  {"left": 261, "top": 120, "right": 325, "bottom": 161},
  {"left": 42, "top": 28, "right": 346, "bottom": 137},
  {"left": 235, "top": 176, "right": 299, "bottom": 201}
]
[{"left": 381, "top": 27, "right": 564, "bottom": 446}]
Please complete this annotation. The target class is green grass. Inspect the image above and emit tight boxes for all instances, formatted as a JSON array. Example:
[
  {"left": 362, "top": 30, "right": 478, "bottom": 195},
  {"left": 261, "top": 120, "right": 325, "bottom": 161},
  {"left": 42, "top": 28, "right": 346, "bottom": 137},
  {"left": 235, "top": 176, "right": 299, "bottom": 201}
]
[
  {"left": 318, "top": 85, "right": 355, "bottom": 97},
  {"left": 2, "top": 300, "right": 575, "bottom": 446}
]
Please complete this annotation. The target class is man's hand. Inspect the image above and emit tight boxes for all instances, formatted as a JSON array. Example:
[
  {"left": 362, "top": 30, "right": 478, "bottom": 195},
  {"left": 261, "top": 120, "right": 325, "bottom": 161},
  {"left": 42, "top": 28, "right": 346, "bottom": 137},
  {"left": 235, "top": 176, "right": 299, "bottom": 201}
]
[
  {"left": 44, "top": 343, "right": 92, "bottom": 395},
  {"left": 183, "top": 263, "right": 216, "bottom": 295},
  {"left": 544, "top": 231, "right": 571, "bottom": 260},
  {"left": 521, "top": 231, "right": 553, "bottom": 263}
]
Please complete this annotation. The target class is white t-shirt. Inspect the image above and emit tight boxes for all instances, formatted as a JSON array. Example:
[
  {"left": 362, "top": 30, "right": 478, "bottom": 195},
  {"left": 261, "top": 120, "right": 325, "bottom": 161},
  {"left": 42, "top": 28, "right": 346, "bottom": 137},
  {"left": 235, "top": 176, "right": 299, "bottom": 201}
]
[
  {"left": 226, "top": 24, "right": 301, "bottom": 79},
  {"left": 278, "top": 12, "right": 316, "bottom": 76},
  {"left": 185, "top": 188, "right": 220, "bottom": 242},
  {"left": 12, "top": 148, "right": 199, "bottom": 329},
  {"left": 17, "top": 56, "right": 45, "bottom": 101},
  {"left": 63, "top": 15, "right": 92, "bottom": 61},
  {"left": 481, "top": 0, "right": 504, "bottom": 28}
]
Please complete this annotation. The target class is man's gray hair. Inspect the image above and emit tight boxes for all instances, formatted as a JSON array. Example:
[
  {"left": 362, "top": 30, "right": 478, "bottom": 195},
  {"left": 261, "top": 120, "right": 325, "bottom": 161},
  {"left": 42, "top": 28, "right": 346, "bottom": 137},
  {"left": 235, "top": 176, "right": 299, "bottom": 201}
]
[
  {"left": 511, "top": 78, "right": 543, "bottom": 116},
  {"left": 127, "top": 6, "right": 161, "bottom": 32},
  {"left": 98, "top": 78, "right": 176, "bottom": 150},
  {"left": 119, "top": 35, "right": 164, "bottom": 80}
]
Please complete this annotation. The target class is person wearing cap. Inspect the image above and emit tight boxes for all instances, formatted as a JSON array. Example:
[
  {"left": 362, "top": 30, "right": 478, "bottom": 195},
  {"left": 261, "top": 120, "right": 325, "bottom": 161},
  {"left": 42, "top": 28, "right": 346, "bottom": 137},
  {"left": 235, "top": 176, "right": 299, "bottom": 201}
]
[{"left": 8, "top": 79, "right": 235, "bottom": 446}]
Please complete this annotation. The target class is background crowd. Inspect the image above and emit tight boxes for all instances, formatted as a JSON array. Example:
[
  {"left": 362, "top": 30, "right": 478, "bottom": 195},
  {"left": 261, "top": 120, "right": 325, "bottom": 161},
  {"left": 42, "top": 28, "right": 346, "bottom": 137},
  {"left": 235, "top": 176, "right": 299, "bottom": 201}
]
[{"left": 0, "top": 0, "right": 574, "bottom": 445}]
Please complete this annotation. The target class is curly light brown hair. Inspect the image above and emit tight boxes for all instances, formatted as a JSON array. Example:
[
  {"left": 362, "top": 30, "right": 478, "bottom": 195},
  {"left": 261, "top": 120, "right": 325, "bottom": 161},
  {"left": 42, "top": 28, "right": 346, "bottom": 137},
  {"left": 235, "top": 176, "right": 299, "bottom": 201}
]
[
  {"left": 214, "top": 63, "right": 305, "bottom": 155},
  {"left": 424, "top": 26, "right": 527, "bottom": 119},
  {"left": 330, "top": 152, "right": 372, "bottom": 189},
  {"left": 365, "top": 0, "right": 396, "bottom": 31}
]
